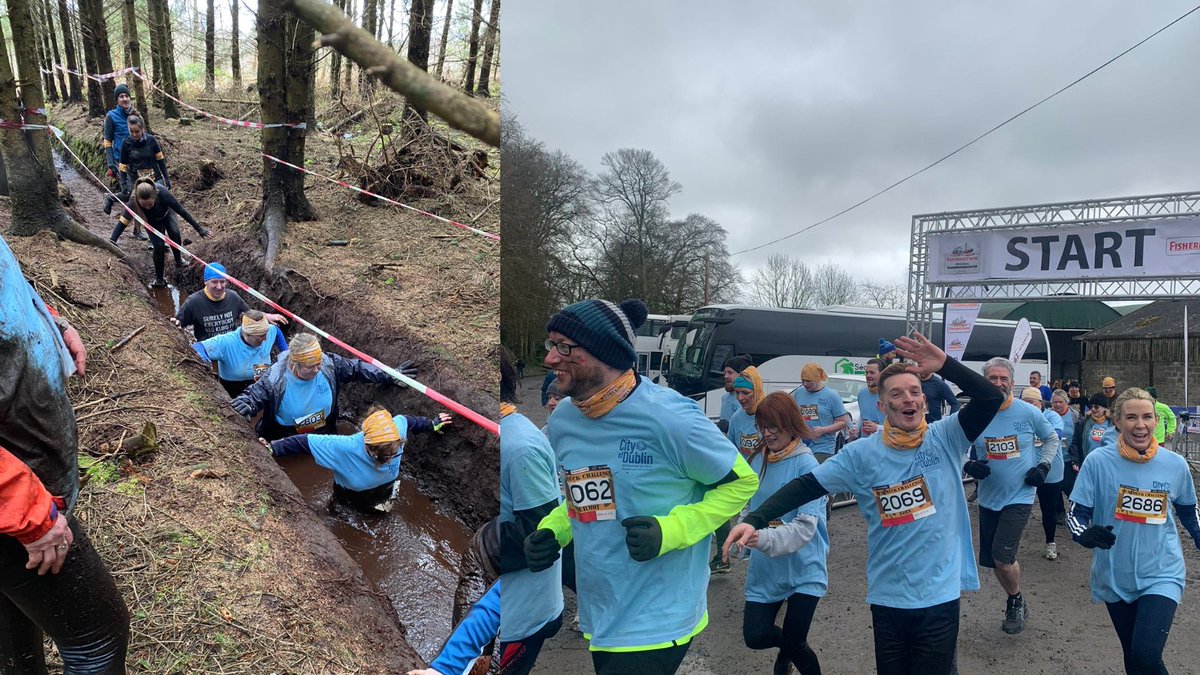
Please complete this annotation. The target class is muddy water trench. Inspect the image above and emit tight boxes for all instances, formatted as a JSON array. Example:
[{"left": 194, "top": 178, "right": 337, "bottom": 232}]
[{"left": 56, "top": 148, "right": 474, "bottom": 660}]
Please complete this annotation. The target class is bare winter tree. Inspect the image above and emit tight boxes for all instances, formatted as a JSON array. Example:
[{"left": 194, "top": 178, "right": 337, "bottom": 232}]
[
  {"left": 434, "top": 0, "right": 453, "bottom": 79},
  {"left": 858, "top": 280, "right": 906, "bottom": 309},
  {"left": 230, "top": 0, "right": 241, "bottom": 87},
  {"left": 749, "top": 253, "right": 815, "bottom": 308},
  {"left": 463, "top": 0, "right": 483, "bottom": 94},
  {"left": 811, "top": 262, "right": 858, "bottom": 307},
  {"left": 475, "top": 0, "right": 499, "bottom": 96},
  {"left": 205, "top": 0, "right": 216, "bottom": 92}
]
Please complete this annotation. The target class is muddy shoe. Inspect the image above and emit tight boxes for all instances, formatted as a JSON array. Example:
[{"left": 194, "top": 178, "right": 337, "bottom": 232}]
[
  {"left": 1044, "top": 542, "right": 1058, "bottom": 560},
  {"left": 102, "top": 194, "right": 115, "bottom": 215},
  {"left": 709, "top": 555, "right": 731, "bottom": 575},
  {"left": 149, "top": 277, "right": 167, "bottom": 288},
  {"left": 1002, "top": 596, "right": 1028, "bottom": 634},
  {"left": 773, "top": 650, "right": 794, "bottom": 675}
]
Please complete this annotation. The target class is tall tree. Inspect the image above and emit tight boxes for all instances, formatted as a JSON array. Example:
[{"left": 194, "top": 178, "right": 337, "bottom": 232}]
[
  {"left": 342, "top": 0, "right": 356, "bottom": 94},
  {"left": 811, "top": 263, "right": 858, "bottom": 307},
  {"left": 358, "top": 0, "right": 377, "bottom": 92},
  {"left": 42, "top": 0, "right": 68, "bottom": 99},
  {"left": 149, "top": 0, "right": 181, "bottom": 117},
  {"left": 402, "top": 0, "right": 434, "bottom": 123},
  {"left": 122, "top": 0, "right": 150, "bottom": 130},
  {"left": 145, "top": 0, "right": 164, "bottom": 106},
  {"left": 386, "top": 0, "right": 396, "bottom": 47},
  {"left": 749, "top": 254, "right": 815, "bottom": 309},
  {"left": 79, "top": 0, "right": 104, "bottom": 116},
  {"left": 79, "top": 0, "right": 117, "bottom": 109},
  {"left": 858, "top": 280, "right": 906, "bottom": 309},
  {"left": 434, "top": 0, "right": 453, "bottom": 79},
  {"left": 34, "top": 0, "right": 60, "bottom": 103},
  {"left": 204, "top": 0, "right": 215, "bottom": 91},
  {"left": 475, "top": 0, "right": 498, "bottom": 96},
  {"left": 462, "top": 0, "right": 483, "bottom": 94},
  {"left": 229, "top": 0, "right": 242, "bottom": 87},
  {"left": 329, "top": 0, "right": 344, "bottom": 96},
  {"left": 0, "top": 0, "right": 125, "bottom": 256},
  {"left": 56, "top": 0, "right": 83, "bottom": 102},
  {"left": 258, "top": 0, "right": 316, "bottom": 268}
]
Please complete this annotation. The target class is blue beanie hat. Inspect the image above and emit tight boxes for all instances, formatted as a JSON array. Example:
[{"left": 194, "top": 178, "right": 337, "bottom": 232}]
[
  {"left": 204, "top": 262, "right": 228, "bottom": 283},
  {"left": 114, "top": 83, "right": 131, "bottom": 98},
  {"left": 546, "top": 298, "right": 648, "bottom": 371},
  {"left": 878, "top": 338, "right": 897, "bottom": 357}
]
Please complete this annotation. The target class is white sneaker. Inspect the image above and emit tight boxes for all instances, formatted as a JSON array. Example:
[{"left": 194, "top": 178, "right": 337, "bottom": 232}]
[{"left": 1044, "top": 542, "right": 1058, "bottom": 560}]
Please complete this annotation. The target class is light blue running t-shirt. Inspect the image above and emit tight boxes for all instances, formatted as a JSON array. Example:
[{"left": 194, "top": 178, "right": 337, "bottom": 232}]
[
  {"left": 306, "top": 415, "right": 408, "bottom": 491},
  {"left": 971, "top": 400, "right": 1056, "bottom": 510},
  {"left": 200, "top": 325, "right": 280, "bottom": 382},
  {"left": 745, "top": 449, "right": 828, "bottom": 603},
  {"left": 792, "top": 385, "right": 848, "bottom": 456}
]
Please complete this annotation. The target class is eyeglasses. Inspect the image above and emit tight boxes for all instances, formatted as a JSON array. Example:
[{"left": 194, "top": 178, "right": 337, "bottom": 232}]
[
  {"left": 755, "top": 425, "right": 779, "bottom": 435},
  {"left": 545, "top": 339, "right": 581, "bottom": 356}
]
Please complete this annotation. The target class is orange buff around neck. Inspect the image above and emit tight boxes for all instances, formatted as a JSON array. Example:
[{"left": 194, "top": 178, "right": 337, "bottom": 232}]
[
  {"left": 1118, "top": 435, "right": 1158, "bottom": 463},
  {"left": 867, "top": 383, "right": 878, "bottom": 394},
  {"left": 766, "top": 438, "right": 801, "bottom": 463},
  {"left": 204, "top": 287, "right": 223, "bottom": 302},
  {"left": 801, "top": 363, "right": 827, "bottom": 382},
  {"left": 500, "top": 402, "right": 516, "bottom": 419},
  {"left": 999, "top": 395, "right": 1014, "bottom": 411},
  {"left": 362, "top": 409, "right": 401, "bottom": 444},
  {"left": 574, "top": 370, "right": 637, "bottom": 419},
  {"left": 241, "top": 314, "right": 270, "bottom": 336},
  {"left": 882, "top": 418, "right": 928, "bottom": 450},
  {"left": 290, "top": 342, "right": 323, "bottom": 367}
]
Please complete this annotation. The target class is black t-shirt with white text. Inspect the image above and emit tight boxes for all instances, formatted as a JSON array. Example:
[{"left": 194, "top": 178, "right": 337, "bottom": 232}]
[{"left": 175, "top": 290, "right": 250, "bottom": 342}]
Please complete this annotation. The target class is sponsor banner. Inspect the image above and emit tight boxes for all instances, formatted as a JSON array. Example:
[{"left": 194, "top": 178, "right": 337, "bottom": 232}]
[
  {"left": 927, "top": 219, "right": 1200, "bottom": 282},
  {"left": 943, "top": 295, "right": 981, "bottom": 362},
  {"left": 1009, "top": 318, "right": 1032, "bottom": 363}
]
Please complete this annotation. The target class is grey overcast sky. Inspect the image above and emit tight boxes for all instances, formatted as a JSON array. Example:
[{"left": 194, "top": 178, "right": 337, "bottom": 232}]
[{"left": 503, "top": 2, "right": 1200, "bottom": 287}]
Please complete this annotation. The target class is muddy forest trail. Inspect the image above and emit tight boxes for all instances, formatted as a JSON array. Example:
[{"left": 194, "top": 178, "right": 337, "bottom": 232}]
[{"left": 0, "top": 85, "right": 499, "bottom": 673}]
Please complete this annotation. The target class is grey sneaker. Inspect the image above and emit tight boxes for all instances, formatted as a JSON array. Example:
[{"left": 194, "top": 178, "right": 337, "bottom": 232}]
[
  {"left": 709, "top": 556, "right": 731, "bottom": 575},
  {"left": 1002, "top": 597, "right": 1028, "bottom": 634}
]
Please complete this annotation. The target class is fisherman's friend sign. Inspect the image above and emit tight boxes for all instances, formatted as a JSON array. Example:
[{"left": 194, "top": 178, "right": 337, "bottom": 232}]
[{"left": 927, "top": 218, "right": 1200, "bottom": 283}]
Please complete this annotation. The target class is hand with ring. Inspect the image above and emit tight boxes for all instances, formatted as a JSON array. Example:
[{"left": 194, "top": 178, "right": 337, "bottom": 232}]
[{"left": 24, "top": 510, "right": 74, "bottom": 575}]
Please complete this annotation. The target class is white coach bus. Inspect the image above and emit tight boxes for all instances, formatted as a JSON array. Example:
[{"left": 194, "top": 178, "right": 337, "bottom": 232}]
[{"left": 667, "top": 305, "right": 1052, "bottom": 417}]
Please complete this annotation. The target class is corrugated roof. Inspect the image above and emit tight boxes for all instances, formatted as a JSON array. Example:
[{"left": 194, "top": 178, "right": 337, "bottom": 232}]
[{"left": 1080, "top": 299, "right": 1200, "bottom": 340}]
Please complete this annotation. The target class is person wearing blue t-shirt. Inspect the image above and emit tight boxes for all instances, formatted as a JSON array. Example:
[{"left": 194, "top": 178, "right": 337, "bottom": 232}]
[
  {"left": 1069, "top": 387, "right": 1200, "bottom": 675},
  {"left": 855, "top": 358, "right": 887, "bottom": 439},
  {"left": 191, "top": 310, "right": 288, "bottom": 397},
  {"left": 498, "top": 348, "right": 563, "bottom": 674},
  {"left": 408, "top": 580, "right": 501, "bottom": 675},
  {"left": 524, "top": 298, "right": 758, "bottom": 675},
  {"left": 791, "top": 363, "right": 849, "bottom": 460},
  {"left": 720, "top": 354, "right": 753, "bottom": 425},
  {"left": 737, "top": 332, "right": 1003, "bottom": 675},
  {"left": 713, "top": 365, "right": 766, "bottom": 575},
  {"left": 1029, "top": 371, "right": 1053, "bottom": 404},
  {"left": 265, "top": 405, "right": 451, "bottom": 514},
  {"left": 1071, "top": 394, "right": 1114, "bottom": 481},
  {"left": 724, "top": 392, "right": 824, "bottom": 675},
  {"left": 1019, "top": 387, "right": 1067, "bottom": 561},
  {"left": 964, "top": 358, "right": 1058, "bottom": 635}
]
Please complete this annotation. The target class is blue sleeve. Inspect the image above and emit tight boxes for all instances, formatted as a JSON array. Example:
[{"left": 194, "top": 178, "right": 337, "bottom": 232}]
[
  {"left": 811, "top": 446, "right": 858, "bottom": 496},
  {"left": 429, "top": 581, "right": 500, "bottom": 675},
  {"left": 192, "top": 342, "right": 211, "bottom": 362},
  {"left": 1068, "top": 502, "right": 1093, "bottom": 542},
  {"left": 672, "top": 402, "right": 738, "bottom": 485},
  {"left": 942, "top": 380, "right": 960, "bottom": 413},
  {"left": 1174, "top": 501, "right": 1200, "bottom": 549},
  {"left": 405, "top": 415, "right": 435, "bottom": 434},
  {"left": 269, "top": 434, "right": 311, "bottom": 457},
  {"left": 828, "top": 389, "right": 847, "bottom": 418},
  {"left": 508, "top": 449, "right": 560, "bottom": 511},
  {"left": 272, "top": 327, "right": 288, "bottom": 354}
]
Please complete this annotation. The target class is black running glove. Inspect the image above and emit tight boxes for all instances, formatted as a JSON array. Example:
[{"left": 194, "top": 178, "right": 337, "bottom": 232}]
[
  {"left": 621, "top": 516, "right": 663, "bottom": 562},
  {"left": 1077, "top": 525, "right": 1116, "bottom": 550},
  {"left": 230, "top": 397, "right": 254, "bottom": 417},
  {"left": 396, "top": 360, "right": 418, "bottom": 378},
  {"left": 963, "top": 459, "right": 990, "bottom": 480},
  {"left": 524, "top": 528, "right": 562, "bottom": 573},
  {"left": 1024, "top": 462, "right": 1050, "bottom": 487}
]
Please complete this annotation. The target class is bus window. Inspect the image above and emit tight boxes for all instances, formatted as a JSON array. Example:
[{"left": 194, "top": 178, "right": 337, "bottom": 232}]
[
  {"left": 638, "top": 353, "right": 649, "bottom": 375},
  {"left": 710, "top": 343, "right": 734, "bottom": 376},
  {"left": 650, "top": 352, "right": 663, "bottom": 370}
]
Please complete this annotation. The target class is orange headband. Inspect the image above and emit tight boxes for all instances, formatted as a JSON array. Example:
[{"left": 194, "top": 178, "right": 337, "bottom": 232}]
[
  {"left": 362, "top": 409, "right": 400, "bottom": 445},
  {"left": 241, "top": 314, "right": 270, "bottom": 336},
  {"left": 290, "top": 341, "right": 323, "bottom": 367},
  {"left": 801, "top": 363, "right": 827, "bottom": 382}
]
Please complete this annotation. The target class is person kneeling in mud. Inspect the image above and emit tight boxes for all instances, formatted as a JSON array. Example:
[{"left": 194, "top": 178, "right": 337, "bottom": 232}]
[
  {"left": 262, "top": 406, "right": 451, "bottom": 514},
  {"left": 230, "top": 333, "right": 417, "bottom": 441},
  {"left": 110, "top": 177, "right": 211, "bottom": 287}
]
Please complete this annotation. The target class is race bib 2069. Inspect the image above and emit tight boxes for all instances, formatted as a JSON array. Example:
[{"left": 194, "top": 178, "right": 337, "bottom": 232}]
[{"left": 872, "top": 475, "right": 936, "bottom": 527}]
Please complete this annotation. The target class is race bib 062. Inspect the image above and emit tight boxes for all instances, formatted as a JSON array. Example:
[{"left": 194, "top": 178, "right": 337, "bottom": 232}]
[
  {"left": 872, "top": 475, "right": 936, "bottom": 527},
  {"left": 1114, "top": 485, "right": 1168, "bottom": 525},
  {"left": 984, "top": 435, "right": 1020, "bottom": 460},
  {"left": 564, "top": 465, "right": 616, "bottom": 523}
]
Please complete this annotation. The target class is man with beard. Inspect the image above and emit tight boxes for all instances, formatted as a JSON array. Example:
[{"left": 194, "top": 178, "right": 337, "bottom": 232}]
[{"left": 720, "top": 354, "right": 753, "bottom": 425}]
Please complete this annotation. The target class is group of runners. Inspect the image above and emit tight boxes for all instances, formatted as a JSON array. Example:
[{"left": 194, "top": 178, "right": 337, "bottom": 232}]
[{"left": 455, "top": 295, "right": 1200, "bottom": 675}]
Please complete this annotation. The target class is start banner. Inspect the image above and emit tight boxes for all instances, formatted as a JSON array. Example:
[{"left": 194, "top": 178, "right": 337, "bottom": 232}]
[{"left": 927, "top": 218, "right": 1200, "bottom": 283}]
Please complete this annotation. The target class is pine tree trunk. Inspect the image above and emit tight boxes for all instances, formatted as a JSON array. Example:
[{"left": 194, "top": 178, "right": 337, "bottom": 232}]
[
  {"left": 79, "top": 0, "right": 104, "bottom": 116},
  {"left": 476, "top": 0, "right": 499, "bottom": 97},
  {"left": 205, "top": 0, "right": 215, "bottom": 92},
  {"left": 463, "top": 0, "right": 483, "bottom": 94},
  {"left": 80, "top": 0, "right": 117, "bottom": 109},
  {"left": 43, "top": 0, "right": 69, "bottom": 98},
  {"left": 434, "top": 0, "right": 453, "bottom": 80},
  {"left": 152, "top": 0, "right": 180, "bottom": 117},
  {"left": 57, "top": 0, "right": 83, "bottom": 102},
  {"left": 386, "top": 0, "right": 396, "bottom": 48},
  {"left": 403, "top": 0, "right": 434, "bottom": 123},
  {"left": 34, "top": 0, "right": 59, "bottom": 102},
  {"left": 329, "top": 0, "right": 343, "bottom": 96},
  {"left": 359, "top": 0, "right": 377, "bottom": 92},
  {"left": 343, "top": 0, "right": 355, "bottom": 95},
  {"left": 123, "top": 0, "right": 150, "bottom": 130},
  {"left": 146, "top": 0, "right": 163, "bottom": 106},
  {"left": 229, "top": 0, "right": 241, "bottom": 87}
]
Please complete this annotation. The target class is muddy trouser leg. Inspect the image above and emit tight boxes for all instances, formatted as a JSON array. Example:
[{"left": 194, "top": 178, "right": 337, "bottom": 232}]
[
  {"left": 0, "top": 516, "right": 130, "bottom": 675},
  {"left": 871, "top": 599, "right": 959, "bottom": 675},
  {"left": 592, "top": 642, "right": 690, "bottom": 675},
  {"left": 497, "top": 612, "right": 562, "bottom": 675},
  {"left": 166, "top": 214, "right": 183, "bottom": 266}
]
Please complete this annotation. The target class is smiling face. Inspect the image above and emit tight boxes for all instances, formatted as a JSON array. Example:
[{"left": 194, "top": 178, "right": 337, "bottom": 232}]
[
  {"left": 986, "top": 366, "right": 1013, "bottom": 399},
  {"left": 1029, "top": 372, "right": 1041, "bottom": 387},
  {"left": 880, "top": 372, "right": 925, "bottom": 432},
  {"left": 1051, "top": 397, "right": 1069, "bottom": 416},
  {"left": 1116, "top": 398, "right": 1157, "bottom": 452},
  {"left": 759, "top": 424, "right": 792, "bottom": 453},
  {"left": 543, "top": 331, "right": 607, "bottom": 399},
  {"left": 864, "top": 363, "right": 880, "bottom": 388}
]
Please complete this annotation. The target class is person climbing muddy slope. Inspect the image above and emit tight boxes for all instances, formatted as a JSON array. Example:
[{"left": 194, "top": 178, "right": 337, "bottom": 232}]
[{"left": 110, "top": 177, "right": 210, "bottom": 287}]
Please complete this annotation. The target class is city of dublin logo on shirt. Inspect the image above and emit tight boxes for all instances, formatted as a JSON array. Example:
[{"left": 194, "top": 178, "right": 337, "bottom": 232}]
[
  {"left": 618, "top": 439, "right": 654, "bottom": 469},
  {"left": 914, "top": 448, "right": 940, "bottom": 470}
]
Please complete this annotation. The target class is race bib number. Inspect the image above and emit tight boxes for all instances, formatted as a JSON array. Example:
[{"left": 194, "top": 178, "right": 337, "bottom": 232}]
[
  {"left": 252, "top": 363, "right": 270, "bottom": 381},
  {"left": 768, "top": 519, "right": 784, "bottom": 529},
  {"left": 738, "top": 433, "right": 760, "bottom": 455},
  {"left": 1091, "top": 426, "right": 1106, "bottom": 443},
  {"left": 872, "top": 475, "right": 936, "bottom": 527},
  {"left": 565, "top": 465, "right": 615, "bottom": 523},
  {"left": 294, "top": 410, "right": 326, "bottom": 434},
  {"left": 984, "top": 435, "right": 1020, "bottom": 460},
  {"left": 799, "top": 404, "right": 819, "bottom": 421},
  {"left": 1114, "top": 485, "right": 1168, "bottom": 525}
]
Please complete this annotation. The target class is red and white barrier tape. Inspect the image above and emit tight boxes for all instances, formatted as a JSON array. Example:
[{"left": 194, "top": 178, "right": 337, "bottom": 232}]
[
  {"left": 130, "top": 70, "right": 306, "bottom": 130},
  {"left": 261, "top": 153, "right": 500, "bottom": 242},
  {"left": 24, "top": 120, "right": 499, "bottom": 436},
  {"left": 47, "top": 64, "right": 138, "bottom": 83}
]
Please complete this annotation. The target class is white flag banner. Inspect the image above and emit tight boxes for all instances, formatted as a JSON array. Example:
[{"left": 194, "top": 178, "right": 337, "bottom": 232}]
[
  {"left": 1009, "top": 318, "right": 1032, "bottom": 363},
  {"left": 926, "top": 218, "right": 1200, "bottom": 283},
  {"left": 944, "top": 300, "right": 981, "bottom": 362}
]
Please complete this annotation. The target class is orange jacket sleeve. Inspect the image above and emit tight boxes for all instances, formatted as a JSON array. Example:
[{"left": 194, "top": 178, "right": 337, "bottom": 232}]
[{"left": 0, "top": 445, "right": 55, "bottom": 544}]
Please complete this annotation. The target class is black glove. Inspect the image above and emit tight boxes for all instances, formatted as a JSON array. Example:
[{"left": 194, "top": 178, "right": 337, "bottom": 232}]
[
  {"left": 1024, "top": 462, "right": 1050, "bottom": 486},
  {"left": 198, "top": 226, "right": 211, "bottom": 238},
  {"left": 963, "top": 459, "right": 990, "bottom": 480},
  {"left": 621, "top": 516, "right": 663, "bottom": 562},
  {"left": 230, "top": 397, "right": 254, "bottom": 417},
  {"left": 715, "top": 419, "right": 730, "bottom": 434},
  {"left": 1077, "top": 524, "right": 1116, "bottom": 550},
  {"left": 396, "top": 360, "right": 418, "bottom": 378},
  {"left": 524, "top": 528, "right": 562, "bottom": 573}
]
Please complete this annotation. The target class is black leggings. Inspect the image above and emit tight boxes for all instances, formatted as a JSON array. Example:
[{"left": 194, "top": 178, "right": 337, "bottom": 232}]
[
  {"left": 1105, "top": 594, "right": 1177, "bottom": 675},
  {"left": 148, "top": 214, "right": 184, "bottom": 280},
  {"left": 870, "top": 599, "right": 959, "bottom": 675},
  {"left": 591, "top": 642, "right": 690, "bottom": 675},
  {"left": 743, "top": 593, "right": 822, "bottom": 674},
  {"left": 0, "top": 516, "right": 130, "bottom": 674},
  {"left": 1036, "top": 481, "right": 1064, "bottom": 543}
]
